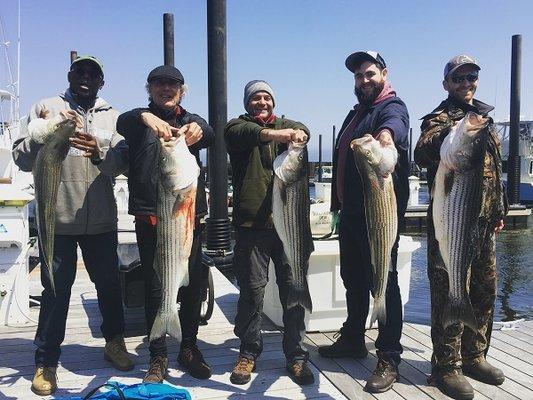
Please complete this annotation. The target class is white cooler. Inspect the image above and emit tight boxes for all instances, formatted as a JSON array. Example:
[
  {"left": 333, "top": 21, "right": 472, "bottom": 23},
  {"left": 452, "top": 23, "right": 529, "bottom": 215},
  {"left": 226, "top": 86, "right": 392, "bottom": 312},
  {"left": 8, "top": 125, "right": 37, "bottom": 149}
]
[{"left": 263, "top": 235, "right": 421, "bottom": 332}]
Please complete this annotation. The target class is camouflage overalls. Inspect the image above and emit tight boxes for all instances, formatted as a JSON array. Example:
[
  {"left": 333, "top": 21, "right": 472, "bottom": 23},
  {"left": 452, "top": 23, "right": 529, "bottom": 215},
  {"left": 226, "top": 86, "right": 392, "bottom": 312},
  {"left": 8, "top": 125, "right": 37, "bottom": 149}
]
[{"left": 414, "top": 98, "right": 508, "bottom": 377}]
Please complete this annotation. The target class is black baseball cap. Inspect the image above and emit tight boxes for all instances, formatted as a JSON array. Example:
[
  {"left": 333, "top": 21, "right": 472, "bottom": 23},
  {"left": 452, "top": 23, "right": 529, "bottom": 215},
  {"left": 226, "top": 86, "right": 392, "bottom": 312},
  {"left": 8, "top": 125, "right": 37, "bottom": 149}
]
[
  {"left": 147, "top": 65, "right": 185, "bottom": 84},
  {"left": 444, "top": 55, "right": 481, "bottom": 78},
  {"left": 345, "top": 51, "right": 386, "bottom": 72}
]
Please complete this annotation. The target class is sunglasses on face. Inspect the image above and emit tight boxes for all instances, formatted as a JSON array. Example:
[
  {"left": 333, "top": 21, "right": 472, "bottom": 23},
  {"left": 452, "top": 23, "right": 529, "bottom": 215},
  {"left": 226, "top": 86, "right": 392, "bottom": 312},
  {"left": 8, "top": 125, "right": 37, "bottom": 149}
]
[
  {"left": 450, "top": 73, "right": 478, "bottom": 84},
  {"left": 71, "top": 68, "right": 102, "bottom": 80}
]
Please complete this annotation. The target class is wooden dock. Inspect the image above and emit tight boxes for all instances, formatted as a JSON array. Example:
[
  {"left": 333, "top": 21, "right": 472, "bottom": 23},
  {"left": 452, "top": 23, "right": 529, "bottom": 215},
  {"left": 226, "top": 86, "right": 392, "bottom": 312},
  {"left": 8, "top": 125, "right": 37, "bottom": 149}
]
[{"left": 1, "top": 265, "right": 532, "bottom": 399}]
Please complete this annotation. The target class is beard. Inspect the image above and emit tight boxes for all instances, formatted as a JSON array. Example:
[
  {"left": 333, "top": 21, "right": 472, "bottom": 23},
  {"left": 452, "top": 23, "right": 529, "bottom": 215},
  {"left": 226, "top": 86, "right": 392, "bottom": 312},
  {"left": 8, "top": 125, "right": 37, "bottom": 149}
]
[{"left": 354, "top": 79, "right": 385, "bottom": 106}]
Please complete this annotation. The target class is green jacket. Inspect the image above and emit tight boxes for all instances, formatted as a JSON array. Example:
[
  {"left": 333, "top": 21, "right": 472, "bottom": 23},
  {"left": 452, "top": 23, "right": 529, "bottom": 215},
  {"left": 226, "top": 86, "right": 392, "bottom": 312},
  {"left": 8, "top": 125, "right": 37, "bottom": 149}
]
[{"left": 224, "top": 114, "right": 310, "bottom": 229}]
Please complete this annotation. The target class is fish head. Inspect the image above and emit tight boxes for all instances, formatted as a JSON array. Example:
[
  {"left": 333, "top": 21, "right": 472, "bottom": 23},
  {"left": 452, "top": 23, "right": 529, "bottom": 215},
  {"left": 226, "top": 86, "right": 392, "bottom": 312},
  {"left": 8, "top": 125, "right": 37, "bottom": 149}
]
[
  {"left": 159, "top": 137, "right": 200, "bottom": 195},
  {"left": 351, "top": 134, "right": 383, "bottom": 170},
  {"left": 54, "top": 119, "right": 77, "bottom": 140},
  {"left": 454, "top": 112, "right": 488, "bottom": 170},
  {"left": 274, "top": 141, "right": 307, "bottom": 184}
]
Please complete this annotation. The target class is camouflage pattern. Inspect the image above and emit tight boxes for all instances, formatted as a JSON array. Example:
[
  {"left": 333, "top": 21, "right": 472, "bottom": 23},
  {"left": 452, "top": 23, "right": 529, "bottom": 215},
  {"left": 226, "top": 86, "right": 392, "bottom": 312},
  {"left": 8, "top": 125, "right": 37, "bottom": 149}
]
[{"left": 415, "top": 98, "right": 508, "bottom": 376}]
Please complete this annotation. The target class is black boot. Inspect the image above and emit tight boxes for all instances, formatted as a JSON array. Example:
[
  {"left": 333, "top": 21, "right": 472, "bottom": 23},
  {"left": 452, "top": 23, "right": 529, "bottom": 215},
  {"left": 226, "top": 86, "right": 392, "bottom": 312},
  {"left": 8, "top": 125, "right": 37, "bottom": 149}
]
[
  {"left": 432, "top": 370, "right": 474, "bottom": 400},
  {"left": 317, "top": 331, "right": 368, "bottom": 358},
  {"left": 463, "top": 359, "right": 505, "bottom": 385},
  {"left": 365, "top": 358, "right": 398, "bottom": 393},
  {"left": 178, "top": 343, "right": 212, "bottom": 379}
]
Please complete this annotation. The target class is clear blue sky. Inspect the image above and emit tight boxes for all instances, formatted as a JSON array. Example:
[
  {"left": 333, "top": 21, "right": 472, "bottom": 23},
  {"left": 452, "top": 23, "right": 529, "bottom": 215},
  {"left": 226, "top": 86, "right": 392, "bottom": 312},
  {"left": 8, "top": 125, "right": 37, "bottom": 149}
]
[{"left": 1, "top": 0, "right": 532, "bottom": 161}]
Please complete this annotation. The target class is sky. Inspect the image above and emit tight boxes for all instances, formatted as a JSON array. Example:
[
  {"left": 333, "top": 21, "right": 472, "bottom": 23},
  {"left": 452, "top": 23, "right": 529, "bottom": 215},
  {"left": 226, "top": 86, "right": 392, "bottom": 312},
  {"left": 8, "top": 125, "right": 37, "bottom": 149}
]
[{"left": 1, "top": 0, "right": 533, "bottom": 161}]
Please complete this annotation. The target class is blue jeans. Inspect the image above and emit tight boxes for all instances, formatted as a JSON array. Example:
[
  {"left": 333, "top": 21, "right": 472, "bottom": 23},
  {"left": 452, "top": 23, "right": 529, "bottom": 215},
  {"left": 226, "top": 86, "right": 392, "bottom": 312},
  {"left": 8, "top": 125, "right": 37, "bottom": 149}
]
[
  {"left": 338, "top": 213, "right": 403, "bottom": 364},
  {"left": 34, "top": 231, "right": 125, "bottom": 367},
  {"left": 232, "top": 227, "right": 308, "bottom": 363}
]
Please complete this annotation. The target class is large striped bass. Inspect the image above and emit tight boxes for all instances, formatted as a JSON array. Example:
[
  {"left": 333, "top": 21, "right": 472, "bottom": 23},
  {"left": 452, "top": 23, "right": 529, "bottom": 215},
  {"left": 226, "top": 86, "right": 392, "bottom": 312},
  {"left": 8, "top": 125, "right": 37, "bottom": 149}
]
[
  {"left": 351, "top": 134, "right": 398, "bottom": 327},
  {"left": 272, "top": 141, "right": 314, "bottom": 312},
  {"left": 432, "top": 112, "right": 488, "bottom": 331},
  {"left": 150, "top": 135, "right": 199, "bottom": 342},
  {"left": 33, "top": 119, "right": 77, "bottom": 295}
]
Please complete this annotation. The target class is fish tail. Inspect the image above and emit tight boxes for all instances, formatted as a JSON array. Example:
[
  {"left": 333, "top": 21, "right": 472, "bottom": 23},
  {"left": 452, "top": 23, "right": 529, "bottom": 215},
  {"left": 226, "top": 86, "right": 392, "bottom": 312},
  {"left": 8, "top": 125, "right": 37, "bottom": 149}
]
[
  {"left": 149, "top": 310, "right": 182, "bottom": 343},
  {"left": 441, "top": 296, "right": 477, "bottom": 331},
  {"left": 370, "top": 296, "right": 387, "bottom": 328},
  {"left": 286, "top": 284, "right": 313, "bottom": 313}
]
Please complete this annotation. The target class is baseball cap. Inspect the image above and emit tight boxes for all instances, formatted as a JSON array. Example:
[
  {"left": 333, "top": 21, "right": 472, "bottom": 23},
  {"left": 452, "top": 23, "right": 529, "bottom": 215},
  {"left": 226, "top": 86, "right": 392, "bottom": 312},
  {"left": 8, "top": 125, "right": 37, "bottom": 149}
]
[
  {"left": 444, "top": 55, "right": 481, "bottom": 78},
  {"left": 70, "top": 55, "right": 104, "bottom": 77},
  {"left": 147, "top": 65, "right": 185, "bottom": 84},
  {"left": 345, "top": 51, "right": 386, "bottom": 72}
]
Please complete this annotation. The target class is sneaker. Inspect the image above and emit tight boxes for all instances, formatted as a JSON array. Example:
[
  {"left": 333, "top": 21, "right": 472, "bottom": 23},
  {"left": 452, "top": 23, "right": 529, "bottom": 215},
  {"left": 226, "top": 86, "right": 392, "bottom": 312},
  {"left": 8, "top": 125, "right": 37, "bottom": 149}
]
[
  {"left": 143, "top": 355, "right": 168, "bottom": 383},
  {"left": 364, "top": 358, "right": 398, "bottom": 393},
  {"left": 431, "top": 370, "right": 474, "bottom": 400},
  {"left": 31, "top": 366, "right": 57, "bottom": 396},
  {"left": 104, "top": 335, "right": 134, "bottom": 371},
  {"left": 317, "top": 331, "right": 368, "bottom": 358},
  {"left": 230, "top": 356, "right": 256, "bottom": 385},
  {"left": 286, "top": 360, "right": 315, "bottom": 385},
  {"left": 463, "top": 359, "right": 505, "bottom": 385},
  {"left": 178, "top": 344, "right": 212, "bottom": 379}
]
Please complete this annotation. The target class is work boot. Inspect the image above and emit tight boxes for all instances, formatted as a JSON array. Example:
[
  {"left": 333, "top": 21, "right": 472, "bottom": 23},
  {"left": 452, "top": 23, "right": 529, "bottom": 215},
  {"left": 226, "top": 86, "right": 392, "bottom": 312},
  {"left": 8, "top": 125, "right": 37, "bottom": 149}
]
[
  {"left": 178, "top": 343, "right": 212, "bottom": 379},
  {"left": 463, "top": 359, "right": 505, "bottom": 385},
  {"left": 317, "top": 331, "right": 368, "bottom": 358},
  {"left": 230, "top": 355, "right": 256, "bottom": 385},
  {"left": 104, "top": 335, "right": 134, "bottom": 371},
  {"left": 286, "top": 360, "right": 315, "bottom": 385},
  {"left": 143, "top": 355, "right": 168, "bottom": 383},
  {"left": 432, "top": 370, "right": 474, "bottom": 400},
  {"left": 365, "top": 358, "right": 398, "bottom": 393},
  {"left": 31, "top": 366, "right": 57, "bottom": 396}
]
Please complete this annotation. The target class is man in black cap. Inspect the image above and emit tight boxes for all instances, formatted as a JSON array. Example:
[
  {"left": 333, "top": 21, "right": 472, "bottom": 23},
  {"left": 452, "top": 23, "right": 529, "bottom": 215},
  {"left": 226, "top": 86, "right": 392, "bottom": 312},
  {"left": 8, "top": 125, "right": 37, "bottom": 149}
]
[
  {"left": 415, "top": 55, "right": 507, "bottom": 400},
  {"left": 12, "top": 55, "right": 133, "bottom": 396},
  {"left": 318, "top": 51, "right": 410, "bottom": 394},
  {"left": 117, "top": 65, "right": 214, "bottom": 382}
]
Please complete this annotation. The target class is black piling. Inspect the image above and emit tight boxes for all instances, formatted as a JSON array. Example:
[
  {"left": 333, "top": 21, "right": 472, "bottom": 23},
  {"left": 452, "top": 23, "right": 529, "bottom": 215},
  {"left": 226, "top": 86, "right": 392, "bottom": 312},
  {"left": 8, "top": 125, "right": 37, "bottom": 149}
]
[
  {"left": 163, "top": 13, "right": 174, "bottom": 66},
  {"left": 507, "top": 34, "right": 522, "bottom": 205},
  {"left": 318, "top": 134, "right": 323, "bottom": 182},
  {"left": 205, "top": 0, "right": 233, "bottom": 268},
  {"left": 409, "top": 127, "right": 413, "bottom": 164},
  {"left": 70, "top": 51, "right": 77, "bottom": 63},
  {"left": 332, "top": 125, "right": 336, "bottom": 161}
]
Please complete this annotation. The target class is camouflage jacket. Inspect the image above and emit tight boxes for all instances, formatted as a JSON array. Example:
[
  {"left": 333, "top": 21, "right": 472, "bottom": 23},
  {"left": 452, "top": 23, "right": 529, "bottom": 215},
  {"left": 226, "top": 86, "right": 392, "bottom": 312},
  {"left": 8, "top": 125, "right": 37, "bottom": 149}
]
[{"left": 414, "top": 98, "right": 508, "bottom": 223}]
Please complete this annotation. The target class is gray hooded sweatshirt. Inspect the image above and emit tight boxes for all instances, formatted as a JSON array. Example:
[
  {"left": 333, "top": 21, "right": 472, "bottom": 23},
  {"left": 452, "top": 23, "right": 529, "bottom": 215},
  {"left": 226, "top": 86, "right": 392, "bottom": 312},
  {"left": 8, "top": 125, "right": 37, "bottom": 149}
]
[{"left": 12, "top": 90, "right": 128, "bottom": 235}]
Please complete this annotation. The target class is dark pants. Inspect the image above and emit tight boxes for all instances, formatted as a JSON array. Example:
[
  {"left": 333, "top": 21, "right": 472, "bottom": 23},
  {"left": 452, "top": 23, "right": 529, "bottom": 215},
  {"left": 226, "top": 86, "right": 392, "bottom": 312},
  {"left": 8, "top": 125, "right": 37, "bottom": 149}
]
[
  {"left": 427, "top": 213, "right": 497, "bottom": 375},
  {"left": 135, "top": 219, "right": 208, "bottom": 358},
  {"left": 338, "top": 213, "right": 403, "bottom": 364},
  {"left": 34, "top": 231, "right": 125, "bottom": 367},
  {"left": 232, "top": 227, "right": 308, "bottom": 363}
]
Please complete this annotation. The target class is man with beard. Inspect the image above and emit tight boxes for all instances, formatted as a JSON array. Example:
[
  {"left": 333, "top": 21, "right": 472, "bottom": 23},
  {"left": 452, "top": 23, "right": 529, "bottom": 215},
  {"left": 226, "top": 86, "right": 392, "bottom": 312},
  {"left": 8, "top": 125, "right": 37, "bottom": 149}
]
[
  {"left": 318, "top": 51, "right": 409, "bottom": 394},
  {"left": 12, "top": 55, "right": 133, "bottom": 396},
  {"left": 117, "top": 65, "right": 214, "bottom": 383},
  {"left": 415, "top": 55, "right": 507, "bottom": 400}
]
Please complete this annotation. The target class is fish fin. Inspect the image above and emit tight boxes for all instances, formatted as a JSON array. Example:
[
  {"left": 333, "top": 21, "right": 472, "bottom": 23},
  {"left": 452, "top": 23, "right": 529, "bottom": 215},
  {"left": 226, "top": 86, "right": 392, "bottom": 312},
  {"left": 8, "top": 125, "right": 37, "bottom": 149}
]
[
  {"left": 150, "top": 309, "right": 182, "bottom": 343},
  {"left": 444, "top": 171, "right": 454, "bottom": 196},
  {"left": 441, "top": 296, "right": 477, "bottom": 332},
  {"left": 286, "top": 284, "right": 313, "bottom": 313},
  {"left": 370, "top": 296, "right": 387, "bottom": 328}
]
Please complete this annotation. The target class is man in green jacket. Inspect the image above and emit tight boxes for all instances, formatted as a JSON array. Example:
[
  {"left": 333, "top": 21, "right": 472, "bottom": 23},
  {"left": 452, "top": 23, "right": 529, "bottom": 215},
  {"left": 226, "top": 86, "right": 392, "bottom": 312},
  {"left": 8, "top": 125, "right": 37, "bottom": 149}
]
[{"left": 224, "top": 80, "right": 314, "bottom": 386}]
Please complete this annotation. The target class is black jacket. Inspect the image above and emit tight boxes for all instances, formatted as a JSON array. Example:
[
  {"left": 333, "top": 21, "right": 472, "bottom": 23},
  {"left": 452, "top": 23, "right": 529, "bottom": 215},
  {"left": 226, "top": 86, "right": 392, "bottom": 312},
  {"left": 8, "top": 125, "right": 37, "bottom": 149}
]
[
  {"left": 331, "top": 97, "right": 410, "bottom": 218},
  {"left": 117, "top": 104, "right": 214, "bottom": 217}
]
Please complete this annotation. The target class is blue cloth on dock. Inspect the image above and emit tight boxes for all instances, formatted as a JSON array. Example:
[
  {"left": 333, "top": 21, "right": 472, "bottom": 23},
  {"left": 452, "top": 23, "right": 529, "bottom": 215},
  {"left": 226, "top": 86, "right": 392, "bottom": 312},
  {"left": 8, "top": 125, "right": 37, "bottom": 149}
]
[{"left": 56, "top": 381, "right": 192, "bottom": 400}]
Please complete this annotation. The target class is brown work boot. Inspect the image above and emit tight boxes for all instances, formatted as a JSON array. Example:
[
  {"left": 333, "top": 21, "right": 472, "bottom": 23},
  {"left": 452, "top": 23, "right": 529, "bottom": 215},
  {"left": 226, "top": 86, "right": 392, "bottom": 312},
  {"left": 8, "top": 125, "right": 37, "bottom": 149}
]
[
  {"left": 143, "top": 355, "right": 168, "bottom": 383},
  {"left": 104, "top": 335, "right": 134, "bottom": 371},
  {"left": 286, "top": 360, "right": 315, "bottom": 385},
  {"left": 432, "top": 370, "right": 474, "bottom": 400},
  {"left": 463, "top": 359, "right": 505, "bottom": 385},
  {"left": 230, "top": 356, "right": 256, "bottom": 385},
  {"left": 365, "top": 358, "right": 398, "bottom": 393},
  {"left": 178, "top": 343, "right": 212, "bottom": 379},
  {"left": 31, "top": 366, "right": 57, "bottom": 396}
]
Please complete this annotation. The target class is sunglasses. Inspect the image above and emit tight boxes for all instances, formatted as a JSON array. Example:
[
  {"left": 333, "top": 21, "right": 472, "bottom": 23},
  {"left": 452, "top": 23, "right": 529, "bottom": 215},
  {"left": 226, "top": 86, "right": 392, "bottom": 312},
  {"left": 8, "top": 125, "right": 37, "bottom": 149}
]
[
  {"left": 450, "top": 73, "right": 478, "bottom": 84},
  {"left": 71, "top": 68, "right": 102, "bottom": 80}
]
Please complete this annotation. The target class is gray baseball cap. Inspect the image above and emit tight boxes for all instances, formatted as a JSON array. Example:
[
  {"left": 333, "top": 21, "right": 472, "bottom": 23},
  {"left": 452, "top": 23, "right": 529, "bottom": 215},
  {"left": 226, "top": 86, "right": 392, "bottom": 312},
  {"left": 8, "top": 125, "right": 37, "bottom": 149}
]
[
  {"left": 444, "top": 55, "right": 480, "bottom": 78},
  {"left": 70, "top": 55, "right": 104, "bottom": 77},
  {"left": 345, "top": 51, "right": 386, "bottom": 72}
]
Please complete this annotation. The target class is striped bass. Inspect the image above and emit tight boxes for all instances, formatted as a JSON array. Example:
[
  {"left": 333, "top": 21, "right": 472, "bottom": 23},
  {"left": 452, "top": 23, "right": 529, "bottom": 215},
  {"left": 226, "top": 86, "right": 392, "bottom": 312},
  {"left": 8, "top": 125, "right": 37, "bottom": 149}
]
[
  {"left": 351, "top": 134, "right": 398, "bottom": 327},
  {"left": 272, "top": 141, "right": 314, "bottom": 312},
  {"left": 150, "top": 135, "right": 199, "bottom": 342},
  {"left": 33, "top": 119, "right": 77, "bottom": 295},
  {"left": 432, "top": 112, "right": 488, "bottom": 331}
]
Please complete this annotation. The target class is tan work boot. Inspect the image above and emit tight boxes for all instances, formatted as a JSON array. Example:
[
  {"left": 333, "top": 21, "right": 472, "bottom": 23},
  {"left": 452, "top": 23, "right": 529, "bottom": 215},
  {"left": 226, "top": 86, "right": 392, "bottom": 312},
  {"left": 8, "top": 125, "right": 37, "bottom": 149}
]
[
  {"left": 104, "top": 335, "right": 134, "bottom": 371},
  {"left": 143, "top": 356, "right": 169, "bottom": 383},
  {"left": 230, "top": 356, "right": 256, "bottom": 385},
  {"left": 31, "top": 366, "right": 57, "bottom": 396}
]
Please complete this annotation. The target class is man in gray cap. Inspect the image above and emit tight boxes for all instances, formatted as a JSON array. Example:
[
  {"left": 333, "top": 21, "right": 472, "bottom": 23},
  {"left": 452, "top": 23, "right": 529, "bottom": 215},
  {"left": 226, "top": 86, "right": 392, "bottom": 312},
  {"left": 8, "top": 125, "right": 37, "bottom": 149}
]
[
  {"left": 318, "top": 50, "right": 410, "bottom": 394},
  {"left": 12, "top": 55, "right": 133, "bottom": 396},
  {"left": 415, "top": 55, "right": 507, "bottom": 400},
  {"left": 224, "top": 80, "right": 314, "bottom": 386}
]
